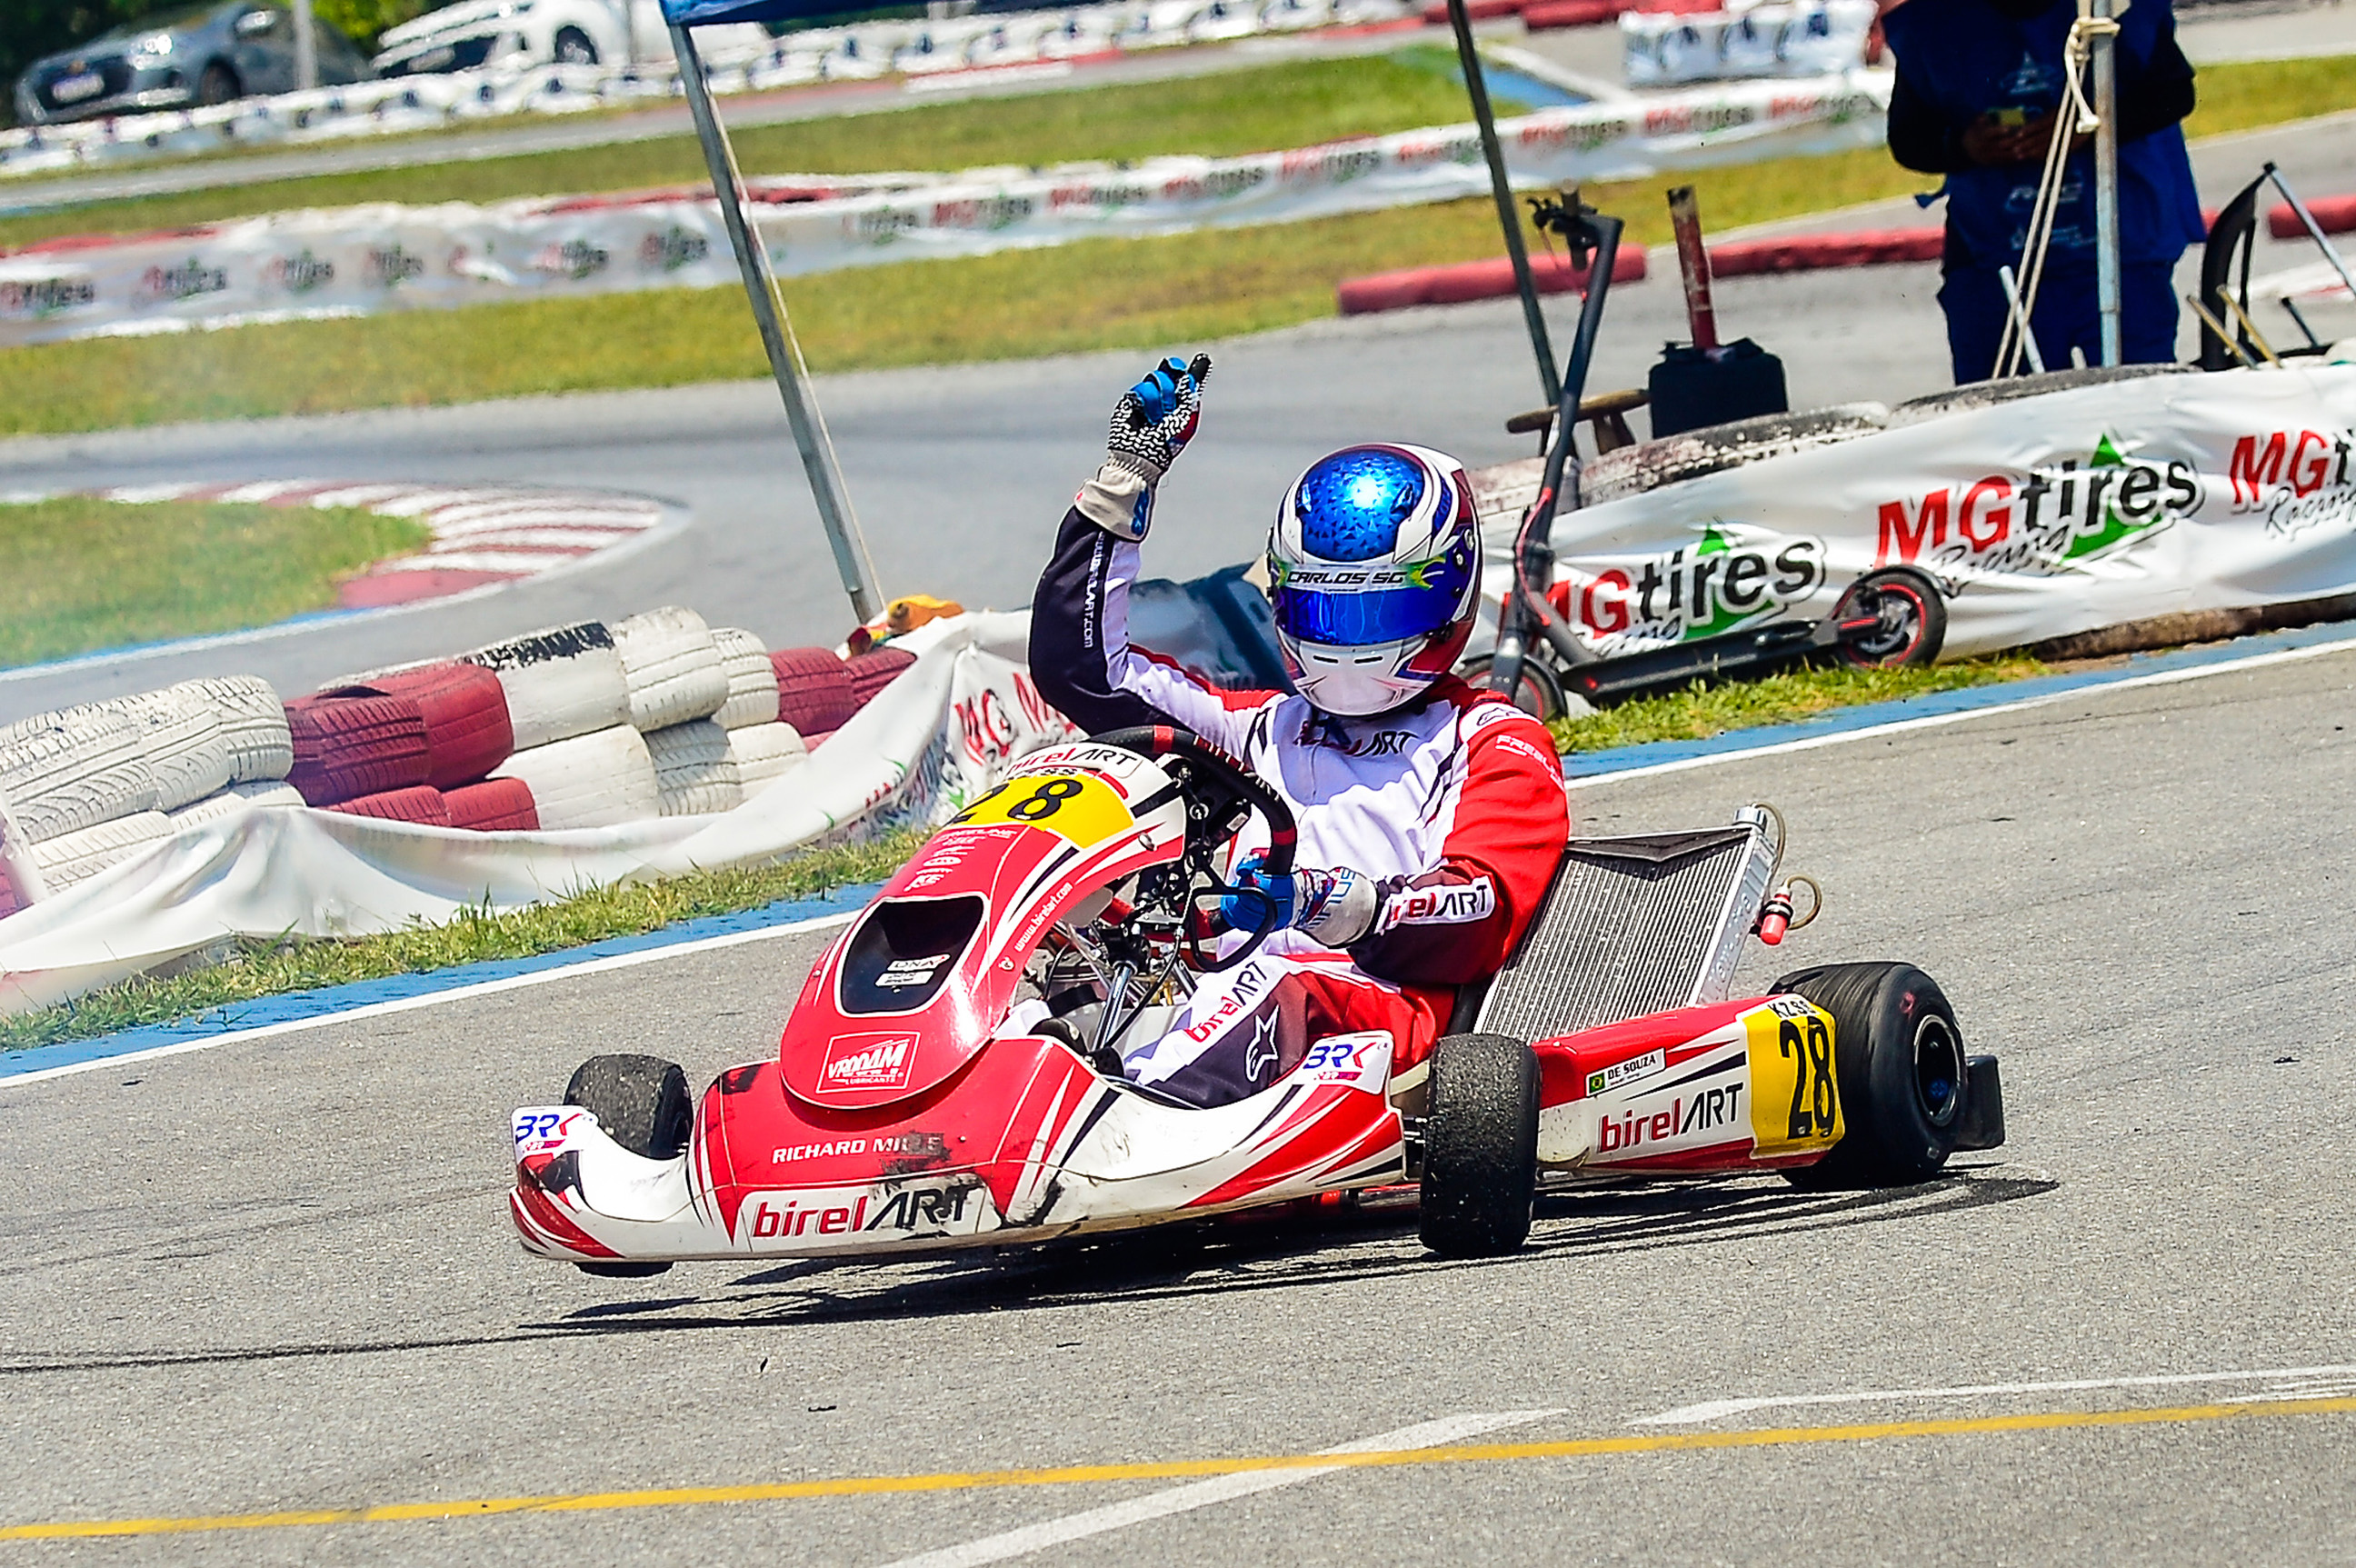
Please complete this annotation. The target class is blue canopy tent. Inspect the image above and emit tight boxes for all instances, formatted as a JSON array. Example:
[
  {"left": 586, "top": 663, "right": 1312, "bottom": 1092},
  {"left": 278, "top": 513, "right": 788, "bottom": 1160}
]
[{"left": 658, "top": 0, "right": 1554, "bottom": 626}]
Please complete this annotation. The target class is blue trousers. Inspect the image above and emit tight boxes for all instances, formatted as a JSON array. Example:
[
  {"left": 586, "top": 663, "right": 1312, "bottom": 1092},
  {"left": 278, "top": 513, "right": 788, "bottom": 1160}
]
[{"left": 1939, "top": 261, "right": 2181, "bottom": 384}]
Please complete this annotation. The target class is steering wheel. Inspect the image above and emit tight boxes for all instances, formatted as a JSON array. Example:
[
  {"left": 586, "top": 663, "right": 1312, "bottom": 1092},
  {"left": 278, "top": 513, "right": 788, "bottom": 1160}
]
[{"left": 1091, "top": 724, "right": 1298, "bottom": 970}]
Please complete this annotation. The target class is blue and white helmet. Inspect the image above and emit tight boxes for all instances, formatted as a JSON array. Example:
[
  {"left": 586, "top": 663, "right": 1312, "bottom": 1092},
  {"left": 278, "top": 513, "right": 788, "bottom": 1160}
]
[{"left": 1269, "top": 444, "right": 1482, "bottom": 717}]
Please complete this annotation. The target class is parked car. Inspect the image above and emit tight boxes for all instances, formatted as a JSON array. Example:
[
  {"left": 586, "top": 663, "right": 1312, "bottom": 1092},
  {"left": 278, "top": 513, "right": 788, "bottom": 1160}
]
[
  {"left": 373, "top": 0, "right": 765, "bottom": 76},
  {"left": 13, "top": 2, "right": 370, "bottom": 126}
]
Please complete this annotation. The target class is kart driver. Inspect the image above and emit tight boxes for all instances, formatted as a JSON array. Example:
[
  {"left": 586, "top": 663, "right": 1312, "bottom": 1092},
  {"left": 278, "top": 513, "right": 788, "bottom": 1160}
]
[{"left": 1031, "top": 355, "right": 1572, "bottom": 1108}]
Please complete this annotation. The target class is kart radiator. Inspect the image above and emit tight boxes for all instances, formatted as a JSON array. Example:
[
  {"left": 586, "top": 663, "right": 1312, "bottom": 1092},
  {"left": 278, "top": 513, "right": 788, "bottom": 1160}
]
[{"left": 1473, "top": 811, "right": 1778, "bottom": 1043}]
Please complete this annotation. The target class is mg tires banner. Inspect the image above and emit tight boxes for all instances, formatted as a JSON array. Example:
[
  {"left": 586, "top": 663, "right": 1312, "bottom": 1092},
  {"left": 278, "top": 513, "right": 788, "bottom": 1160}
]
[{"left": 1483, "top": 366, "right": 2356, "bottom": 661}]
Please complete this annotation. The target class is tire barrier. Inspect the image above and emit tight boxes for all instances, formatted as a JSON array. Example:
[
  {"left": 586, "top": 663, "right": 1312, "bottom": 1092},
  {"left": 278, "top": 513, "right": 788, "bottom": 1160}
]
[
  {"left": 714, "top": 628, "right": 782, "bottom": 731},
  {"left": 772, "top": 647, "right": 862, "bottom": 738},
  {"left": 614, "top": 606, "right": 730, "bottom": 734},
  {"left": 1, "top": 75, "right": 1889, "bottom": 348},
  {"left": 0, "top": 611, "right": 1067, "bottom": 1012},
  {"left": 462, "top": 623, "right": 632, "bottom": 752},
  {"left": 0, "top": 0, "right": 1403, "bottom": 182},
  {"left": 646, "top": 719, "right": 744, "bottom": 819},
  {"left": 1622, "top": 1, "right": 1875, "bottom": 87},
  {"left": 342, "top": 664, "right": 514, "bottom": 790}
]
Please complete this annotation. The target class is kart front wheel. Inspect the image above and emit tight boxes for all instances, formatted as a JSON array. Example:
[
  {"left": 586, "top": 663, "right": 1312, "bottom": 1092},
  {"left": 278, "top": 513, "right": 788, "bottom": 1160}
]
[
  {"left": 562, "top": 1054, "right": 692, "bottom": 1278},
  {"left": 1418, "top": 1033, "right": 1540, "bottom": 1257},
  {"left": 1771, "top": 963, "right": 1967, "bottom": 1188}
]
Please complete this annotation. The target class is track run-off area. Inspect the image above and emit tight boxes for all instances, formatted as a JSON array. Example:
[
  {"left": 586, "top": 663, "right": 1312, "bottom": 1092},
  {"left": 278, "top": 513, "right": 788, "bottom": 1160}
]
[{"left": 0, "top": 625, "right": 2349, "bottom": 1564}]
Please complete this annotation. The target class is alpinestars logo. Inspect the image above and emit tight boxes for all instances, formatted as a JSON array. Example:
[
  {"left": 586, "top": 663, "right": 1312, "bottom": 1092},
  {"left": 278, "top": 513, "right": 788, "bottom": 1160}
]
[
  {"left": 1874, "top": 434, "right": 2202, "bottom": 577},
  {"left": 819, "top": 1033, "right": 918, "bottom": 1093},
  {"left": 1563, "top": 527, "right": 1826, "bottom": 654}
]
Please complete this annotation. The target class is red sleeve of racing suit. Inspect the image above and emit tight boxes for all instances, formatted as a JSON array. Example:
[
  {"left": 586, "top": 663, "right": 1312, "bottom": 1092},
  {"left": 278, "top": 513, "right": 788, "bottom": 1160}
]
[
  {"left": 1031, "top": 506, "right": 1277, "bottom": 754},
  {"left": 1347, "top": 696, "right": 1570, "bottom": 987}
]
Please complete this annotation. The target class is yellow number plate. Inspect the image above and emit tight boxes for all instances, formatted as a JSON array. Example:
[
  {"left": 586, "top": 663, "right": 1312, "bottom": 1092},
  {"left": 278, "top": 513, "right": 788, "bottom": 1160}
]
[
  {"left": 949, "top": 770, "right": 1135, "bottom": 849},
  {"left": 1744, "top": 1001, "right": 1844, "bottom": 1158}
]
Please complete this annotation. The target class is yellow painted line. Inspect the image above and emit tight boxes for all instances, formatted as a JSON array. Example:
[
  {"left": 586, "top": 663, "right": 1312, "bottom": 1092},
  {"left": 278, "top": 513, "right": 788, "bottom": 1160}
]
[{"left": 5, "top": 1394, "right": 2352, "bottom": 1543}]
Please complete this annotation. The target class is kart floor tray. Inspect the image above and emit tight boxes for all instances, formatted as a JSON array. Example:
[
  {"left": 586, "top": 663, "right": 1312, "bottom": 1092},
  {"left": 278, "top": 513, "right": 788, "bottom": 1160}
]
[{"left": 1473, "top": 823, "right": 1776, "bottom": 1043}]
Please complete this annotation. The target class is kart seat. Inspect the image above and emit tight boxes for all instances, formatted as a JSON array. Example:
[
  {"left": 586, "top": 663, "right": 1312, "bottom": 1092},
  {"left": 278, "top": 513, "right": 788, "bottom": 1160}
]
[{"left": 1460, "top": 811, "right": 1780, "bottom": 1043}]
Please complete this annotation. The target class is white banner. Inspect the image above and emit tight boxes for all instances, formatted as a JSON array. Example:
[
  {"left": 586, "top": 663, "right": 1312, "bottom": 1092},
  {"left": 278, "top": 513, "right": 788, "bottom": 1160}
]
[
  {"left": 0, "top": 72, "right": 1890, "bottom": 346},
  {"left": 1622, "top": 1, "right": 1876, "bottom": 87},
  {"left": 1472, "top": 365, "right": 2356, "bottom": 664},
  {"left": 0, "top": 612, "right": 1077, "bottom": 1016}
]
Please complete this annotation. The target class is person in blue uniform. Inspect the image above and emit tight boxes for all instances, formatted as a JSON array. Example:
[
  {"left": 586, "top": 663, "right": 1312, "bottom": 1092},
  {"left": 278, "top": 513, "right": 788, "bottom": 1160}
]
[{"left": 1882, "top": 0, "right": 2206, "bottom": 384}]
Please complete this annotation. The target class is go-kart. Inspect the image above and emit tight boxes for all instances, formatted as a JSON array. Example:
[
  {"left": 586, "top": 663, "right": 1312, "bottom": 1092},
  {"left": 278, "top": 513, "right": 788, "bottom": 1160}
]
[{"left": 508, "top": 726, "right": 2006, "bottom": 1273}]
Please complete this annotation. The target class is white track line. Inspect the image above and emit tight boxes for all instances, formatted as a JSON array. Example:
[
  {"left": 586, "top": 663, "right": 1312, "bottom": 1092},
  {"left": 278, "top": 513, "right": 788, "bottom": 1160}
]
[
  {"left": 1581, "top": 630, "right": 2356, "bottom": 784},
  {"left": 1635, "top": 1363, "right": 2356, "bottom": 1426},
  {"left": 0, "top": 909, "right": 858, "bottom": 1089},
  {"left": 875, "top": 1410, "right": 1561, "bottom": 1568}
]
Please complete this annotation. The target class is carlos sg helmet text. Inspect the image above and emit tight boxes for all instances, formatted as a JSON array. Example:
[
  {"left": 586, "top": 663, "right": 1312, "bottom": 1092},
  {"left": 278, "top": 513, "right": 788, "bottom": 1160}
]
[{"left": 1268, "top": 444, "right": 1482, "bottom": 716}]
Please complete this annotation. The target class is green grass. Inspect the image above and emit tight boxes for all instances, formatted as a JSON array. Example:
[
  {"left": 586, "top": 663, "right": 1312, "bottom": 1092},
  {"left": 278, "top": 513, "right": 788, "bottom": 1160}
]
[
  {"left": 0, "top": 49, "right": 1516, "bottom": 253},
  {"left": 1548, "top": 655, "right": 2053, "bottom": 755},
  {"left": 0, "top": 497, "right": 430, "bottom": 665},
  {"left": 0, "top": 832, "right": 923, "bottom": 1054}
]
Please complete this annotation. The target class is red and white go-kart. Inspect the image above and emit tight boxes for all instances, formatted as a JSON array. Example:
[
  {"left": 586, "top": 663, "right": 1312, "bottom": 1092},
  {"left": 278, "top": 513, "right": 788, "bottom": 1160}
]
[{"left": 508, "top": 725, "right": 2005, "bottom": 1272}]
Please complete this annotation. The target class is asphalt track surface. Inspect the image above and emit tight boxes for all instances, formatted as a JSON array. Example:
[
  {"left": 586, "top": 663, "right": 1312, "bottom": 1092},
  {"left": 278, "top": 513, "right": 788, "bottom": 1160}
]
[{"left": 3, "top": 636, "right": 2353, "bottom": 1563}]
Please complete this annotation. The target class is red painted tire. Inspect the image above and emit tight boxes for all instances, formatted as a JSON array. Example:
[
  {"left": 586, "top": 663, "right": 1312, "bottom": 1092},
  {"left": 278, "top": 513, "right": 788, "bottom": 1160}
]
[
  {"left": 770, "top": 648, "right": 857, "bottom": 736},
  {"left": 803, "top": 728, "right": 835, "bottom": 752},
  {"left": 285, "top": 694, "right": 431, "bottom": 806},
  {"left": 445, "top": 776, "right": 538, "bottom": 832},
  {"left": 361, "top": 664, "right": 514, "bottom": 788},
  {"left": 846, "top": 646, "right": 916, "bottom": 708},
  {"left": 325, "top": 784, "right": 451, "bottom": 826}
]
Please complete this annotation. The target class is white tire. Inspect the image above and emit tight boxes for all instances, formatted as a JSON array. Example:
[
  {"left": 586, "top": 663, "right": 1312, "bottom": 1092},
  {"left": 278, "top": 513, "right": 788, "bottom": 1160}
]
[
  {"left": 110, "top": 687, "right": 232, "bottom": 813},
  {"left": 713, "top": 626, "right": 780, "bottom": 731},
  {"left": 491, "top": 724, "right": 659, "bottom": 830},
  {"left": 464, "top": 622, "right": 630, "bottom": 752},
  {"left": 171, "top": 675, "right": 292, "bottom": 784},
  {"left": 614, "top": 605, "right": 729, "bottom": 732},
  {"left": 32, "top": 810, "right": 173, "bottom": 889},
  {"left": 0, "top": 705, "right": 158, "bottom": 842},
  {"left": 728, "top": 722, "right": 808, "bottom": 792},
  {"left": 645, "top": 718, "right": 742, "bottom": 817},
  {"left": 166, "top": 780, "right": 306, "bottom": 829}
]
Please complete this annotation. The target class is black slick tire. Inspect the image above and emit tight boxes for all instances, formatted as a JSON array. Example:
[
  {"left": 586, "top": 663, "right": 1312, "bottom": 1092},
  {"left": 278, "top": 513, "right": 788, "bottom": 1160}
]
[
  {"left": 196, "top": 62, "right": 240, "bottom": 105},
  {"left": 553, "top": 26, "right": 598, "bottom": 65},
  {"left": 1418, "top": 1033, "right": 1540, "bottom": 1257},
  {"left": 562, "top": 1054, "right": 691, "bottom": 1277},
  {"left": 1771, "top": 963, "right": 1969, "bottom": 1188}
]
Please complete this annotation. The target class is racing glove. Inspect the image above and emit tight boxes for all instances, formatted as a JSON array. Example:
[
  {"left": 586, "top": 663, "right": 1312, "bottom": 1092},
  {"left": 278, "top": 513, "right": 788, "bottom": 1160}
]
[
  {"left": 1219, "top": 854, "right": 1376, "bottom": 949},
  {"left": 1076, "top": 353, "right": 1212, "bottom": 543}
]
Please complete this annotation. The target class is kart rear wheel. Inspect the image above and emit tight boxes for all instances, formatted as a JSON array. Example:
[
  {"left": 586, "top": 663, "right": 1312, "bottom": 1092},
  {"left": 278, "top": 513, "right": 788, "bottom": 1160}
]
[
  {"left": 1418, "top": 1033, "right": 1540, "bottom": 1257},
  {"left": 563, "top": 1054, "right": 692, "bottom": 1278},
  {"left": 1771, "top": 963, "right": 1967, "bottom": 1188}
]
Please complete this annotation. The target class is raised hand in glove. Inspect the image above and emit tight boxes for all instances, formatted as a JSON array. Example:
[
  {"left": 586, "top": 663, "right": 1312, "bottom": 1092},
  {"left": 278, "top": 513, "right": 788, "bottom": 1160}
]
[
  {"left": 1219, "top": 853, "right": 1375, "bottom": 950},
  {"left": 1076, "top": 353, "right": 1212, "bottom": 542}
]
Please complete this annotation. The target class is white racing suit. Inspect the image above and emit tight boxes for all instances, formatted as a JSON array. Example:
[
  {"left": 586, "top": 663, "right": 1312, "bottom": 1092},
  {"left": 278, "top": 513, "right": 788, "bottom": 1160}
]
[{"left": 1032, "top": 504, "right": 1572, "bottom": 1108}]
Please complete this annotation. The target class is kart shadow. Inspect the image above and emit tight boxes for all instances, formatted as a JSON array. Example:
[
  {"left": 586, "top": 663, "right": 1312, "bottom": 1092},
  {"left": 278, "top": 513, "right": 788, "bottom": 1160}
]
[
  {"left": 537, "top": 1162, "right": 2057, "bottom": 1337},
  {"left": 0, "top": 1166, "right": 2053, "bottom": 1379}
]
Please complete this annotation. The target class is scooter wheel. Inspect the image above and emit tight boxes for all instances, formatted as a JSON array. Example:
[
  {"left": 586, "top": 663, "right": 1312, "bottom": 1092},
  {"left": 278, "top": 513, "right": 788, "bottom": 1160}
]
[
  {"left": 1459, "top": 654, "right": 1566, "bottom": 722},
  {"left": 1832, "top": 569, "right": 1945, "bottom": 669}
]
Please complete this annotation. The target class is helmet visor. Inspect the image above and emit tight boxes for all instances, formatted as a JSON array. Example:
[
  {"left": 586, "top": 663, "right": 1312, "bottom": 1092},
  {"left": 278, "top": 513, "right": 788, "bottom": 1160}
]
[{"left": 1269, "top": 548, "right": 1473, "bottom": 647}]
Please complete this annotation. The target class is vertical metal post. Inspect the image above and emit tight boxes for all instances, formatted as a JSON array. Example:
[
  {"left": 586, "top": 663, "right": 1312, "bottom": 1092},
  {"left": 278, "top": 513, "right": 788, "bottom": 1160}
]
[
  {"left": 1445, "top": 0, "right": 1558, "bottom": 405},
  {"left": 2090, "top": 0, "right": 2121, "bottom": 366},
  {"left": 673, "top": 22, "right": 884, "bottom": 623},
  {"left": 292, "top": 0, "right": 319, "bottom": 90}
]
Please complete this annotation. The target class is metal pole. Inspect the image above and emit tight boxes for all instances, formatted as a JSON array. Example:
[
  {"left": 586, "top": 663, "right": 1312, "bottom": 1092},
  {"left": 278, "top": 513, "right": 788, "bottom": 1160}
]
[
  {"left": 1445, "top": 0, "right": 1558, "bottom": 405},
  {"left": 672, "top": 23, "right": 884, "bottom": 623},
  {"left": 292, "top": 0, "right": 318, "bottom": 90},
  {"left": 2090, "top": 0, "right": 2121, "bottom": 366},
  {"left": 2266, "top": 162, "right": 2356, "bottom": 307}
]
